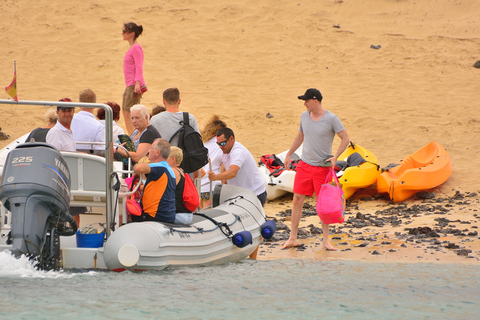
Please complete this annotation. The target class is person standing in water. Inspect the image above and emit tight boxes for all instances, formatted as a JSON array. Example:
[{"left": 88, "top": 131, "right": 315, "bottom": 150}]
[{"left": 122, "top": 22, "right": 146, "bottom": 135}]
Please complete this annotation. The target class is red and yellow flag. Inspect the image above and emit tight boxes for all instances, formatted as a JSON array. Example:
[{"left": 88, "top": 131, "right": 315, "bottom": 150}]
[{"left": 5, "top": 71, "right": 18, "bottom": 102}]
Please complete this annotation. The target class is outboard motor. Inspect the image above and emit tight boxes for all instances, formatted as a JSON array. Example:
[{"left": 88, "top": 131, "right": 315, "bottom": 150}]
[{"left": 0, "top": 143, "right": 77, "bottom": 269}]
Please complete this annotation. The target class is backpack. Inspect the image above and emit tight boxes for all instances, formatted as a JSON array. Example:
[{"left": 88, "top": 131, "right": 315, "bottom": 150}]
[
  {"left": 182, "top": 172, "right": 200, "bottom": 212},
  {"left": 169, "top": 112, "right": 209, "bottom": 173}
]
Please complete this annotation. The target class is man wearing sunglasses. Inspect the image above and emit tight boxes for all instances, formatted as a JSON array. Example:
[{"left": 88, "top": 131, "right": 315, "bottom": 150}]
[{"left": 207, "top": 127, "right": 267, "bottom": 207}]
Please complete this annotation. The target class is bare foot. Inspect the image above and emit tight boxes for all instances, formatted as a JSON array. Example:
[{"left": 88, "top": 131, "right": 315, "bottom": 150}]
[
  {"left": 282, "top": 239, "right": 299, "bottom": 249},
  {"left": 323, "top": 243, "right": 337, "bottom": 251}
]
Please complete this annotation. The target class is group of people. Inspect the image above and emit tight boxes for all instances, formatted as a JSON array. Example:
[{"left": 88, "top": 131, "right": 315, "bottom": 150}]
[{"left": 27, "top": 20, "right": 351, "bottom": 251}]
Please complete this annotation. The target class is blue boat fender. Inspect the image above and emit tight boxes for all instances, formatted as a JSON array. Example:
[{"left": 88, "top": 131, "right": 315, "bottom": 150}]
[
  {"left": 261, "top": 220, "right": 276, "bottom": 239},
  {"left": 232, "top": 231, "right": 253, "bottom": 248}
]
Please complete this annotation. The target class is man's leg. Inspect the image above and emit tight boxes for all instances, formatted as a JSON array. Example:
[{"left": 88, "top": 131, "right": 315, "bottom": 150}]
[
  {"left": 282, "top": 193, "right": 306, "bottom": 248},
  {"left": 322, "top": 222, "right": 336, "bottom": 250}
]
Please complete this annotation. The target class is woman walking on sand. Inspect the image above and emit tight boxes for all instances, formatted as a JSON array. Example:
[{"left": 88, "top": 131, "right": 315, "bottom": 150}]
[{"left": 122, "top": 22, "right": 146, "bottom": 135}]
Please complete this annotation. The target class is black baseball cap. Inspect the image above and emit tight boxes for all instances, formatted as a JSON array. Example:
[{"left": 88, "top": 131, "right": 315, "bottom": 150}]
[
  {"left": 57, "top": 98, "right": 75, "bottom": 110},
  {"left": 298, "top": 88, "right": 323, "bottom": 102}
]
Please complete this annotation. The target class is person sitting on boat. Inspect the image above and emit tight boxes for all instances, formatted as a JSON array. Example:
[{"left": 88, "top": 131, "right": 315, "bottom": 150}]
[
  {"left": 46, "top": 99, "right": 83, "bottom": 225},
  {"left": 96, "top": 102, "right": 125, "bottom": 145},
  {"left": 131, "top": 138, "right": 177, "bottom": 224},
  {"left": 26, "top": 107, "right": 58, "bottom": 142},
  {"left": 116, "top": 104, "right": 161, "bottom": 164},
  {"left": 166, "top": 146, "right": 199, "bottom": 224},
  {"left": 207, "top": 127, "right": 267, "bottom": 207},
  {"left": 46, "top": 99, "right": 76, "bottom": 152},
  {"left": 71, "top": 88, "right": 105, "bottom": 155},
  {"left": 199, "top": 115, "right": 227, "bottom": 208}
]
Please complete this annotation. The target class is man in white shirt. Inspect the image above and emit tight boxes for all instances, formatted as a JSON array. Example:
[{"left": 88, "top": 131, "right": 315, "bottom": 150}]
[
  {"left": 46, "top": 98, "right": 76, "bottom": 152},
  {"left": 46, "top": 98, "right": 81, "bottom": 225},
  {"left": 150, "top": 88, "right": 200, "bottom": 146},
  {"left": 207, "top": 127, "right": 267, "bottom": 207},
  {"left": 71, "top": 88, "right": 105, "bottom": 153}
]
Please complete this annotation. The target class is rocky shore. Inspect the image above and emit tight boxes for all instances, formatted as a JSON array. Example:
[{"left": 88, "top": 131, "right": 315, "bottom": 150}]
[{"left": 259, "top": 191, "right": 480, "bottom": 263}]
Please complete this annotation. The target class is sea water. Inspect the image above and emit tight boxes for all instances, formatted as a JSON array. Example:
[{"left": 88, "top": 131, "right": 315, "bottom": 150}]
[{"left": 0, "top": 251, "right": 479, "bottom": 320}]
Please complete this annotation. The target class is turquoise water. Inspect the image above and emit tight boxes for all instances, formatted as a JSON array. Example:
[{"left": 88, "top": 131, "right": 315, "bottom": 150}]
[{"left": 0, "top": 251, "right": 479, "bottom": 320}]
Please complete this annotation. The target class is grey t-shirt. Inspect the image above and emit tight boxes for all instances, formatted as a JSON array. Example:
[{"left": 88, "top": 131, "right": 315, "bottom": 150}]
[
  {"left": 299, "top": 110, "right": 345, "bottom": 166},
  {"left": 150, "top": 111, "right": 200, "bottom": 146}
]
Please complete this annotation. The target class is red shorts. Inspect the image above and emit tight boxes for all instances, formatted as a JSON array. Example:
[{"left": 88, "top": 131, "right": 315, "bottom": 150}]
[{"left": 293, "top": 161, "right": 330, "bottom": 197}]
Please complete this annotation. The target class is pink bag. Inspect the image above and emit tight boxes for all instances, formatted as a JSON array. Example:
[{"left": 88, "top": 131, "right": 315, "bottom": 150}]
[{"left": 316, "top": 167, "right": 345, "bottom": 224}]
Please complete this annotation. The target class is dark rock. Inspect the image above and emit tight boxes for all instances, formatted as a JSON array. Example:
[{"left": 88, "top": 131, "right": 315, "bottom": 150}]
[
  {"left": 388, "top": 249, "right": 397, "bottom": 252},
  {"left": 370, "top": 44, "right": 381, "bottom": 50},
  {"left": 474, "top": 60, "right": 480, "bottom": 68},
  {"left": 416, "top": 191, "right": 435, "bottom": 199},
  {"left": 309, "top": 225, "right": 323, "bottom": 235},
  {"left": 357, "top": 242, "right": 369, "bottom": 247},
  {"left": 444, "top": 242, "right": 459, "bottom": 249},
  {"left": 456, "top": 249, "right": 469, "bottom": 256},
  {"left": 371, "top": 250, "right": 380, "bottom": 255}
]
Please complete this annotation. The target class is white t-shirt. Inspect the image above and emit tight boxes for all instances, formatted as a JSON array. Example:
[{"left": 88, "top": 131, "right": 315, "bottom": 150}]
[
  {"left": 222, "top": 141, "right": 266, "bottom": 196},
  {"left": 46, "top": 121, "right": 76, "bottom": 152},
  {"left": 71, "top": 110, "right": 105, "bottom": 150},
  {"left": 98, "top": 119, "right": 125, "bottom": 144},
  {"left": 150, "top": 111, "right": 200, "bottom": 146},
  {"left": 200, "top": 137, "right": 223, "bottom": 193}
]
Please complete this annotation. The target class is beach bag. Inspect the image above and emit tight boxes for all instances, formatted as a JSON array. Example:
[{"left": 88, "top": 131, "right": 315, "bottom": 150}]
[
  {"left": 170, "top": 112, "right": 209, "bottom": 173},
  {"left": 125, "top": 176, "right": 142, "bottom": 216},
  {"left": 182, "top": 173, "right": 200, "bottom": 212},
  {"left": 316, "top": 167, "right": 345, "bottom": 224}
]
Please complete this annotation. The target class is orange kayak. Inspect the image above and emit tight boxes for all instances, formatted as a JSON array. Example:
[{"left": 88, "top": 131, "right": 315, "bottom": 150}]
[{"left": 377, "top": 141, "right": 452, "bottom": 202}]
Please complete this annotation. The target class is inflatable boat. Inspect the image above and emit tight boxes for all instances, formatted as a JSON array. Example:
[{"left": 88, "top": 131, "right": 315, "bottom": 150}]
[
  {"left": 377, "top": 140, "right": 452, "bottom": 202},
  {"left": 0, "top": 99, "right": 275, "bottom": 271},
  {"left": 258, "top": 142, "right": 380, "bottom": 200}
]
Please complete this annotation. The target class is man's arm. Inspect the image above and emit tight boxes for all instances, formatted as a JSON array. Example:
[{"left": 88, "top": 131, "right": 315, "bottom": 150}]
[
  {"left": 326, "top": 129, "right": 350, "bottom": 165},
  {"left": 133, "top": 162, "right": 151, "bottom": 175},
  {"left": 284, "top": 131, "right": 304, "bottom": 170},
  {"left": 208, "top": 164, "right": 240, "bottom": 182}
]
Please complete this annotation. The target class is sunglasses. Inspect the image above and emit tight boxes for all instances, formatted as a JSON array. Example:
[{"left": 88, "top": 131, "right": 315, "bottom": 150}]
[
  {"left": 122, "top": 29, "right": 128, "bottom": 34},
  {"left": 216, "top": 140, "right": 228, "bottom": 146}
]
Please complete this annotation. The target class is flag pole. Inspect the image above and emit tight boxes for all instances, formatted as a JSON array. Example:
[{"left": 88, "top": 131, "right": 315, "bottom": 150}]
[{"left": 13, "top": 60, "right": 17, "bottom": 113}]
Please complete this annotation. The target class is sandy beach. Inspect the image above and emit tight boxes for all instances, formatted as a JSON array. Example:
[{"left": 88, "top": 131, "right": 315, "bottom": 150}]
[{"left": 1, "top": 0, "right": 479, "bottom": 264}]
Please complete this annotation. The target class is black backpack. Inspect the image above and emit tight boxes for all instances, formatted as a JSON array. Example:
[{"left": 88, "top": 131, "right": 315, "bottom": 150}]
[{"left": 169, "top": 112, "right": 209, "bottom": 173}]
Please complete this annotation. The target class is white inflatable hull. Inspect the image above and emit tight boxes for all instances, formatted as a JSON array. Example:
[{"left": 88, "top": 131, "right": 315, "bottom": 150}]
[{"left": 102, "top": 185, "right": 266, "bottom": 271}]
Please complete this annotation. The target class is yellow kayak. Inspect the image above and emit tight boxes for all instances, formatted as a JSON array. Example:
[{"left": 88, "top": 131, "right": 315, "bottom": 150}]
[{"left": 337, "top": 142, "right": 381, "bottom": 199}]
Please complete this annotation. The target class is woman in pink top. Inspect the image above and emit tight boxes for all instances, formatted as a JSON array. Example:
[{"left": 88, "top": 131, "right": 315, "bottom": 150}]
[{"left": 122, "top": 22, "right": 146, "bottom": 135}]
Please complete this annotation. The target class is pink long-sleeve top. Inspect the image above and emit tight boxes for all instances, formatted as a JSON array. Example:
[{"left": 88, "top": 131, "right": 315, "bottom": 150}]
[{"left": 123, "top": 43, "right": 146, "bottom": 87}]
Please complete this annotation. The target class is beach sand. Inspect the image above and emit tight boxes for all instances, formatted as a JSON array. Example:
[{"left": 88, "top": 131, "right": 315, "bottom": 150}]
[{"left": 1, "top": 0, "right": 479, "bottom": 263}]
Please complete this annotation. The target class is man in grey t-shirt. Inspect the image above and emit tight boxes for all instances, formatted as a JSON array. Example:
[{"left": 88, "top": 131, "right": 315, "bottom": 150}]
[
  {"left": 282, "top": 88, "right": 349, "bottom": 251},
  {"left": 150, "top": 88, "right": 200, "bottom": 147}
]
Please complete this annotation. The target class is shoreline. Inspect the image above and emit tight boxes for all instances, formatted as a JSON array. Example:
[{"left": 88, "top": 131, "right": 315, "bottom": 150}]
[{"left": 257, "top": 189, "right": 480, "bottom": 264}]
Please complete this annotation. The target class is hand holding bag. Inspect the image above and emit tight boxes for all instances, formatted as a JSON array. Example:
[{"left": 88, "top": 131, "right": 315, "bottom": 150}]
[{"left": 316, "top": 167, "right": 345, "bottom": 224}]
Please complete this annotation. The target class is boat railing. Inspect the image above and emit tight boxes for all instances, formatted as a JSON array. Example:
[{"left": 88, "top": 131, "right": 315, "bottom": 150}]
[{"left": 0, "top": 99, "right": 116, "bottom": 237}]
